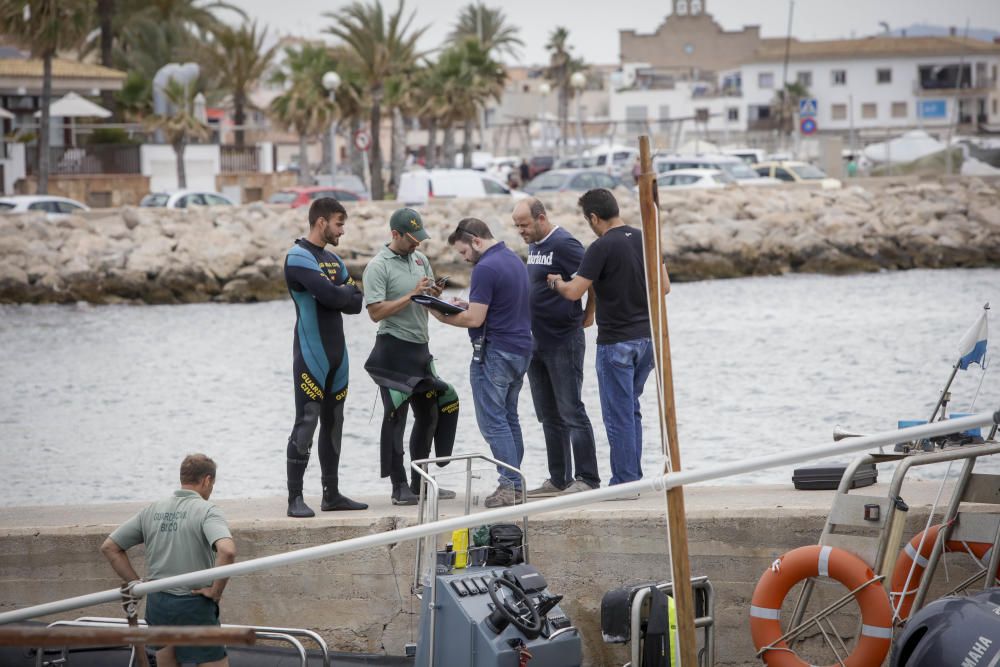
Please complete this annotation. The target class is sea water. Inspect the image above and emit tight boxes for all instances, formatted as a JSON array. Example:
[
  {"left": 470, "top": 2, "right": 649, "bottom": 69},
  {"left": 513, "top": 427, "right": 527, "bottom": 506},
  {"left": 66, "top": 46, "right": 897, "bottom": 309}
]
[{"left": 1, "top": 268, "right": 998, "bottom": 507}]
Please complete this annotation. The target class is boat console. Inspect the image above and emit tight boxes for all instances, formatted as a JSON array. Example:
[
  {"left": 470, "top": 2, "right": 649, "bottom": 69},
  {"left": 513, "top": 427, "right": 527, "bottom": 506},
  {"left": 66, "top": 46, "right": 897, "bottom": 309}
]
[{"left": 414, "top": 563, "right": 582, "bottom": 667}]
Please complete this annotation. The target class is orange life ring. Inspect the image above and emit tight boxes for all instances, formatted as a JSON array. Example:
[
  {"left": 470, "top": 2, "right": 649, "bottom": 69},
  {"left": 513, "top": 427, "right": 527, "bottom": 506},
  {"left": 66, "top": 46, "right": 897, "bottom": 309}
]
[
  {"left": 750, "top": 545, "right": 892, "bottom": 667},
  {"left": 889, "top": 524, "right": 995, "bottom": 620}
]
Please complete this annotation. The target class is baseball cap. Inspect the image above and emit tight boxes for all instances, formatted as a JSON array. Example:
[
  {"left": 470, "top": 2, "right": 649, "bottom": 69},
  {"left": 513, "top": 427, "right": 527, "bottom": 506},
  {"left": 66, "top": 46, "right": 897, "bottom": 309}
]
[{"left": 389, "top": 208, "right": 429, "bottom": 241}]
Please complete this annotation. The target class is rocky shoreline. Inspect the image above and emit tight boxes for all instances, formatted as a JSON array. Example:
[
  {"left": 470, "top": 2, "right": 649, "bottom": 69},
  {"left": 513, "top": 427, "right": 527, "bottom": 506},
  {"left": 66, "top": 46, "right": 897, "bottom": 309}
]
[{"left": 1, "top": 178, "right": 999, "bottom": 305}]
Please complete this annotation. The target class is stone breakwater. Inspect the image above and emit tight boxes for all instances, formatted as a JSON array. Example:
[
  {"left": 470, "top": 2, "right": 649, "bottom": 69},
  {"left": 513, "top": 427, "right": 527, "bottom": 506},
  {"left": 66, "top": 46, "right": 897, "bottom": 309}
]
[{"left": 1, "top": 178, "right": 999, "bottom": 304}]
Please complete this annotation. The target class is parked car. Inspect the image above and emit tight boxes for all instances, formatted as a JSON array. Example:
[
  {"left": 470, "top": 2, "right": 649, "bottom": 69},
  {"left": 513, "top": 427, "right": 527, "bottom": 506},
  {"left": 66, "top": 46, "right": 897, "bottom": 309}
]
[
  {"left": 269, "top": 186, "right": 367, "bottom": 208},
  {"left": 655, "top": 168, "right": 734, "bottom": 190},
  {"left": 487, "top": 156, "right": 520, "bottom": 181},
  {"left": 753, "top": 161, "right": 842, "bottom": 189},
  {"left": 452, "top": 151, "right": 493, "bottom": 170},
  {"left": 722, "top": 148, "right": 766, "bottom": 164},
  {"left": 522, "top": 168, "right": 623, "bottom": 195},
  {"left": 528, "top": 155, "right": 555, "bottom": 179},
  {"left": 139, "top": 190, "right": 235, "bottom": 208},
  {"left": 328, "top": 174, "right": 371, "bottom": 200},
  {"left": 397, "top": 169, "right": 527, "bottom": 205},
  {"left": 654, "top": 154, "right": 779, "bottom": 187},
  {"left": 584, "top": 145, "right": 639, "bottom": 179},
  {"left": 554, "top": 155, "right": 597, "bottom": 169},
  {"left": 0, "top": 195, "right": 90, "bottom": 215}
]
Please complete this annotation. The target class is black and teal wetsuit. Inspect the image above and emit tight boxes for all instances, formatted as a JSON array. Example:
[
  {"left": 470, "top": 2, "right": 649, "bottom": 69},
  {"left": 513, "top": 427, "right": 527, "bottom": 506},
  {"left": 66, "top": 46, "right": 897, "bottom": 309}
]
[{"left": 284, "top": 238, "right": 363, "bottom": 501}]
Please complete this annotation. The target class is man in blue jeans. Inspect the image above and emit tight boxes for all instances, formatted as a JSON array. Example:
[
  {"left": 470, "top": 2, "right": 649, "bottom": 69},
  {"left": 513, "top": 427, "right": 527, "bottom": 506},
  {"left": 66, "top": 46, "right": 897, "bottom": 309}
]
[
  {"left": 548, "top": 189, "right": 670, "bottom": 488},
  {"left": 512, "top": 197, "right": 601, "bottom": 496},
  {"left": 425, "top": 218, "right": 532, "bottom": 508}
]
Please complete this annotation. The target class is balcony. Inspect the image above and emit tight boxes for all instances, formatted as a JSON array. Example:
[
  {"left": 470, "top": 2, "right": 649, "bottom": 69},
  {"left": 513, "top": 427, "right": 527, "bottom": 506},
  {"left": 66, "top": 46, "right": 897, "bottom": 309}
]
[{"left": 26, "top": 144, "right": 141, "bottom": 176}]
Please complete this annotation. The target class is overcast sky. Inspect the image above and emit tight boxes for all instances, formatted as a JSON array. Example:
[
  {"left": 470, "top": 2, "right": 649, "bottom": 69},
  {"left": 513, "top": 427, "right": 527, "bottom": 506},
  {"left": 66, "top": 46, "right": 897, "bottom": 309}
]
[{"left": 224, "top": 0, "right": 1000, "bottom": 65}]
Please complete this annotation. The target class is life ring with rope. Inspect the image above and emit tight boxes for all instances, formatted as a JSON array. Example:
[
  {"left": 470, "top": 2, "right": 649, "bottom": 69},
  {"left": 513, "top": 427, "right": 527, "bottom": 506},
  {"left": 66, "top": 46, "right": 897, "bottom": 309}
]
[
  {"left": 889, "top": 523, "right": 996, "bottom": 620},
  {"left": 750, "top": 544, "right": 892, "bottom": 667}
]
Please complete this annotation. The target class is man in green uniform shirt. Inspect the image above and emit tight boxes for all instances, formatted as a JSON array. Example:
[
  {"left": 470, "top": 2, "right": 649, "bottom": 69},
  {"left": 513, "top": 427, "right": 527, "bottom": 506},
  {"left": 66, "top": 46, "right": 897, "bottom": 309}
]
[
  {"left": 101, "top": 454, "right": 236, "bottom": 667},
  {"left": 363, "top": 208, "right": 459, "bottom": 505}
]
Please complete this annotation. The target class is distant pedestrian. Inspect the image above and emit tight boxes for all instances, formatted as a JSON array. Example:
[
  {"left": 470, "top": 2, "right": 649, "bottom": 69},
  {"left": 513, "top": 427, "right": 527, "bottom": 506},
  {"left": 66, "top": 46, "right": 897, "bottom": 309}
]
[
  {"left": 847, "top": 158, "right": 858, "bottom": 178},
  {"left": 423, "top": 218, "right": 533, "bottom": 508},
  {"left": 100, "top": 454, "right": 235, "bottom": 667},
  {"left": 362, "top": 208, "right": 460, "bottom": 506},
  {"left": 631, "top": 158, "right": 642, "bottom": 185},
  {"left": 519, "top": 159, "right": 531, "bottom": 185},
  {"left": 283, "top": 198, "right": 367, "bottom": 517},
  {"left": 512, "top": 197, "right": 600, "bottom": 497},
  {"left": 548, "top": 189, "right": 670, "bottom": 488}
]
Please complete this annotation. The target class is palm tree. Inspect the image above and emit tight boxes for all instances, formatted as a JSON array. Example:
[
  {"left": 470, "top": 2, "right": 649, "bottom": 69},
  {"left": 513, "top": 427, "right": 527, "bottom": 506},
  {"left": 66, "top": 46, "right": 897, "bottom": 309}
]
[
  {"left": 268, "top": 44, "right": 338, "bottom": 186},
  {"left": 448, "top": 3, "right": 523, "bottom": 59},
  {"left": 146, "top": 79, "right": 211, "bottom": 189},
  {"left": 439, "top": 39, "right": 505, "bottom": 168},
  {"left": 0, "top": 0, "right": 92, "bottom": 194},
  {"left": 198, "top": 21, "right": 278, "bottom": 148},
  {"left": 545, "top": 27, "right": 585, "bottom": 157},
  {"left": 772, "top": 82, "right": 810, "bottom": 134},
  {"left": 324, "top": 0, "right": 428, "bottom": 200},
  {"left": 327, "top": 47, "right": 370, "bottom": 181}
]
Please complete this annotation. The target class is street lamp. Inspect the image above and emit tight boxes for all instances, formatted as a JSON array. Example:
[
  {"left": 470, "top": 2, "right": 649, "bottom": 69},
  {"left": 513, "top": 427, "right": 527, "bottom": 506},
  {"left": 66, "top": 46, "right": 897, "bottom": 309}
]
[
  {"left": 322, "top": 70, "right": 341, "bottom": 180},
  {"left": 570, "top": 71, "right": 587, "bottom": 155},
  {"left": 538, "top": 82, "right": 551, "bottom": 154}
]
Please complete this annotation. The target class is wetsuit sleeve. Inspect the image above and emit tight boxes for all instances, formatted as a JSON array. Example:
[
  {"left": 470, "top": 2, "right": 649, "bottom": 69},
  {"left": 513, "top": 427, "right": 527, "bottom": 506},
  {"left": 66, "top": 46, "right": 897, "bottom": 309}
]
[
  {"left": 108, "top": 511, "right": 145, "bottom": 550},
  {"left": 285, "top": 255, "right": 363, "bottom": 312},
  {"left": 202, "top": 505, "right": 232, "bottom": 548},
  {"left": 338, "top": 264, "right": 364, "bottom": 314}
]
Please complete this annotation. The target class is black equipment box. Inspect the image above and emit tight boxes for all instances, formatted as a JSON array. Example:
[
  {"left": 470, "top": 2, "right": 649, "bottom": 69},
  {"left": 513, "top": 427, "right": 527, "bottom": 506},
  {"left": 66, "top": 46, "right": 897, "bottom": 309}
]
[{"left": 792, "top": 462, "right": 877, "bottom": 490}]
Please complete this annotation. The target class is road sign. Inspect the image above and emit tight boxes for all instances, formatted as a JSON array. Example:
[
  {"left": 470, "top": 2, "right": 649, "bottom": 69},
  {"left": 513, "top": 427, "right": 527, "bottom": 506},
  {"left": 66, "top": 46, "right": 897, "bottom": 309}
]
[
  {"left": 800, "top": 117, "right": 817, "bottom": 135},
  {"left": 918, "top": 100, "right": 947, "bottom": 119},
  {"left": 353, "top": 129, "right": 371, "bottom": 152},
  {"left": 798, "top": 98, "right": 818, "bottom": 117}
]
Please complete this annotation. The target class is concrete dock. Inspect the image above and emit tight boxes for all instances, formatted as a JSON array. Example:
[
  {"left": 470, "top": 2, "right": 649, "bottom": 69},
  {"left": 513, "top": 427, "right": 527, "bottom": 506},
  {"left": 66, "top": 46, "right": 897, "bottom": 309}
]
[{"left": 0, "top": 481, "right": 983, "bottom": 665}]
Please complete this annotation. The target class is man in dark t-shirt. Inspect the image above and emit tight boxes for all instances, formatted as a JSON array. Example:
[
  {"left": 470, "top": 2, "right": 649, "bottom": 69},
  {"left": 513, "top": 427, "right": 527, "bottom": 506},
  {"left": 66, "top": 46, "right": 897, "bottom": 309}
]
[
  {"left": 548, "top": 189, "right": 670, "bottom": 487},
  {"left": 425, "top": 217, "right": 532, "bottom": 508},
  {"left": 512, "top": 198, "right": 600, "bottom": 496}
]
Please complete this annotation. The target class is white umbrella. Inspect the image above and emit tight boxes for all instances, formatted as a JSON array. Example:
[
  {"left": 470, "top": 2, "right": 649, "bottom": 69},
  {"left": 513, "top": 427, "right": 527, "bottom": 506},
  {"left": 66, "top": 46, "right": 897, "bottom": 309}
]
[
  {"left": 34, "top": 92, "right": 111, "bottom": 119},
  {"left": 862, "top": 130, "right": 945, "bottom": 164},
  {"left": 0, "top": 107, "right": 13, "bottom": 120},
  {"left": 33, "top": 92, "right": 112, "bottom": 147}
]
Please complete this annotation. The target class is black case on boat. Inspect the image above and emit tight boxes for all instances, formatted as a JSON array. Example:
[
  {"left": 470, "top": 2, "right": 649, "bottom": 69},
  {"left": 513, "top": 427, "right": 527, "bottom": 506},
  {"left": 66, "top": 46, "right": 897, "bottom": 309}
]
[{"left": 791, "top": 462, "right": 877, "bottom": 490}]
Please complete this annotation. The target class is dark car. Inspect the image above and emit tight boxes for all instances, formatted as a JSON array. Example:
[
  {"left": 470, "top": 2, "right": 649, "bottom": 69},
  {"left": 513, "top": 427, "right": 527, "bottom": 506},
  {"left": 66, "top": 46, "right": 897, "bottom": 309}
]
[
  {"left": 528, "top": 155, "right": 555, "bottom": 179},
  {"left": 522, "top": 169, "right": 623, "bottom": 195}
]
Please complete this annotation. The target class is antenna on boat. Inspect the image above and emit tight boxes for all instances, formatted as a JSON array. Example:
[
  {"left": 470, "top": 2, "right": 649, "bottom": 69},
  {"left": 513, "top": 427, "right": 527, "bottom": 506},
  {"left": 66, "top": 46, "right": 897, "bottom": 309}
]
[{"left": 637, "top": 134, "right": 698, "bottom": 664}]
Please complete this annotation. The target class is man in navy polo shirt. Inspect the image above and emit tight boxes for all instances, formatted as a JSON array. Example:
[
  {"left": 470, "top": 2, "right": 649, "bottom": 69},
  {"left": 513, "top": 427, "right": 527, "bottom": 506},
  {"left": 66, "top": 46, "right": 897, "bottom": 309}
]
[
  {"left": 425, "top": 218, "right": 532, "bottom": 508},
  {"left": 512, "top": 198, "right": 600, "bottom": 496}
]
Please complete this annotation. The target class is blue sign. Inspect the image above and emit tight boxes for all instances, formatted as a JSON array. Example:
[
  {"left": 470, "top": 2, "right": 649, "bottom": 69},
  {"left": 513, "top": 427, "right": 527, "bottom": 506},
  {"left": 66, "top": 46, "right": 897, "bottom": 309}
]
[
  {"left": 798, "top": 98, "right": 818, "bottom": 117},
  {"left": 918, "top": 100, "right": 947, "bottom": 119},
  {"left": 800, "top": 117, "right": 817, "bottom": 135}
]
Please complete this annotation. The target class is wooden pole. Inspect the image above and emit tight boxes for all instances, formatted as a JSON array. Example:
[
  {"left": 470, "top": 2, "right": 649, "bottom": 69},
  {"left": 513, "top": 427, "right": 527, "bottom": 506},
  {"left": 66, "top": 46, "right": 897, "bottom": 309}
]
[
  {"left": 637, "top": 134, "right": 698, "bottom": 665},
  {"left": 0, "top": 626, "right": 257, "bottom": 647}
]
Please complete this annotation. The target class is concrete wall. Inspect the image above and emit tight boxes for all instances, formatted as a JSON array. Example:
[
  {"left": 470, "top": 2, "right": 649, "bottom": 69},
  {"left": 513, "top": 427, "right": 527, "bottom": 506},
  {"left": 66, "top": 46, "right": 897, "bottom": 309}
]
[
  {"left": 0, "top": 484, "right": 987, "bottom": 666},
  {"left": 140, "top": 144, "right": 220, "bottom": 193},
  {"left": 15, "top": 173, "right": 151, "bottom": 207}
]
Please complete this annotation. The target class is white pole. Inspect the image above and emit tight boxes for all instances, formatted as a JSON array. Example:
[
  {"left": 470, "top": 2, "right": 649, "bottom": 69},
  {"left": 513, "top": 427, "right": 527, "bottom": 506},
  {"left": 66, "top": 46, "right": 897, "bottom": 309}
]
[{"left": 0, "top": 410, "right": 996, "bottom": 625}]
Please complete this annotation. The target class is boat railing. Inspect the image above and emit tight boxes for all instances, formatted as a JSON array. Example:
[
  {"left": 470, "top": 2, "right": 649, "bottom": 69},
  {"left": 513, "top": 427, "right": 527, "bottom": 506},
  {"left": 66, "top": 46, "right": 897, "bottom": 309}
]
[
  {"left": 43, "top": 617, "right": 323, "bottom": 667},
  {"left": 0, "top": 410, "right": 997, "bottom": 663}
]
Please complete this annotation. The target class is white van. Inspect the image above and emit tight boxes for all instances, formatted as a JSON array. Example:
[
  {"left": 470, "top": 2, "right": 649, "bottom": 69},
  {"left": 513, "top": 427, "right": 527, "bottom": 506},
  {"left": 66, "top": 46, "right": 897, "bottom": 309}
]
[
  {"left": 397, "top": 169, "right": 526, "bottom": 205},
  {"left": 653, "top": 153, "right": 779, "bottom": 187},
  {"left": 583, "top": 145, "right": 639, "bottom": 178}
]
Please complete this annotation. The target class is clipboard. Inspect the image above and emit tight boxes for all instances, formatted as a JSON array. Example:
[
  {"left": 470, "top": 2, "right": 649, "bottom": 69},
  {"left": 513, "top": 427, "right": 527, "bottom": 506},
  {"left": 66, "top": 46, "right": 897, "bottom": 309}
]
[{"left": 411, "top": 294, "right": 467, "bottom": 315}]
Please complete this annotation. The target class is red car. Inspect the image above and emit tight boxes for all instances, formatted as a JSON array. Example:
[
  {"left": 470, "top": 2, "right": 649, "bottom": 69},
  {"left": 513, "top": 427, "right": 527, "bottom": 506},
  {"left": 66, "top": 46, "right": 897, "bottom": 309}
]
[{"left": 268, "top": 186, "right": 367, "bottom": 208}]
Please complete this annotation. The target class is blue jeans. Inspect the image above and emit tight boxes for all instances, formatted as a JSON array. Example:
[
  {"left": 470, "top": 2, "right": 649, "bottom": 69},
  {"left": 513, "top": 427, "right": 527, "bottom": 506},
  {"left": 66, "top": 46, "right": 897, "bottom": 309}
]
[
  {"left": 596, "top": 338, "right": 654, "bottom": 485},
  {"left": 527, "top": 331, "right": 600, "bottom": 489},
  {"left": 470, "top": 346, "right": 531, "bottom": 489}
]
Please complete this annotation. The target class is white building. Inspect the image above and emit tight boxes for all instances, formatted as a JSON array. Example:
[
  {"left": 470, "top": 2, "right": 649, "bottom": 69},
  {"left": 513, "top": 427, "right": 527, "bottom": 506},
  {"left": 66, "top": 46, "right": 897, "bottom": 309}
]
[
  {"left": 609, "top": 34, "right": 1000, "bottom": 149},
  {"left": 741, "top": 36, "right": 1000, "bottom": 138}
]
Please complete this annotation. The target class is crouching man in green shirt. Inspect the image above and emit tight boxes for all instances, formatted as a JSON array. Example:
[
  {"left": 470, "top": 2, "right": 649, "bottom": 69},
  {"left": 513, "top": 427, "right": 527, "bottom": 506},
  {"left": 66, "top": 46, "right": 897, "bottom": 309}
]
[{"left": 100, "top": 454, "right": 236, "bottom": 667}]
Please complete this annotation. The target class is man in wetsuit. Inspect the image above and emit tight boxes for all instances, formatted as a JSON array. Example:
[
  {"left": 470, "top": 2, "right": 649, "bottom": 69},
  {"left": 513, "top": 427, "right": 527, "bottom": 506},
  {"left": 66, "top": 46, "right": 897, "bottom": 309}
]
[
  {"left": 284, "top": 197, "right": 366, "bottom": 517},
  {"left": 362, "top": 208, "right": 459, "bottom": 505}
]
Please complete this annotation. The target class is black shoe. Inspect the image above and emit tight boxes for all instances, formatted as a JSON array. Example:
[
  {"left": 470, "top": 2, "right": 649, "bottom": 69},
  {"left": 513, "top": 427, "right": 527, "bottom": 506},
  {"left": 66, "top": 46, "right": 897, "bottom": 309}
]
[
  {"left": 392, "top": 483, "right": 419, "bottom": 506},
  {"left": 321, "top": 493, "right": 368, "bottom": 511},
  {"left": 287, "top": 495, "right": 315, "bottom": 518}
]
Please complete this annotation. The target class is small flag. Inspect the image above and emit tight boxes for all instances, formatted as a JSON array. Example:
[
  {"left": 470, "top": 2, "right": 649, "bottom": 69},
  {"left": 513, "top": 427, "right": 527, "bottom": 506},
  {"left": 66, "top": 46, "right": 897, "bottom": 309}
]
[{"left": 957, "top": 310, "right": 988, "bottom": 370}]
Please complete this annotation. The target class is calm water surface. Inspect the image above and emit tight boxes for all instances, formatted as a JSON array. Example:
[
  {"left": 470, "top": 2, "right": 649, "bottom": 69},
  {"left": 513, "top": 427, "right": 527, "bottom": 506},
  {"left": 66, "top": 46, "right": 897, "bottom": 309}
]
[{"left": 1, "top": 268, "right": 998, "bottom": 507}]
